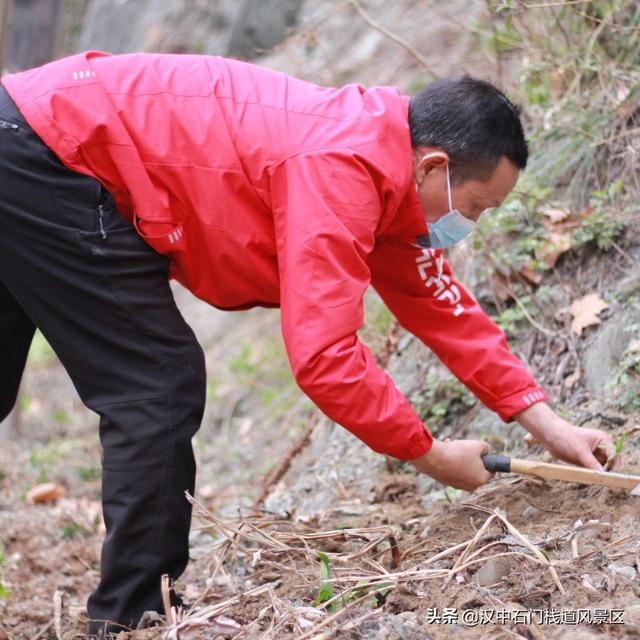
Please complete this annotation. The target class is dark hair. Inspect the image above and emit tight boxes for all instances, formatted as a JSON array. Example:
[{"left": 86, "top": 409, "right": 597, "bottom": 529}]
[{"left": 408, "top": 75, "right": 528, "bottom": 183}]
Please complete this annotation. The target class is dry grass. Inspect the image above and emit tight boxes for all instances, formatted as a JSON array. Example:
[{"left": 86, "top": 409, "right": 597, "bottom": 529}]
[{"left": 147, "top": 480, "right": 640, "bottom": 639}]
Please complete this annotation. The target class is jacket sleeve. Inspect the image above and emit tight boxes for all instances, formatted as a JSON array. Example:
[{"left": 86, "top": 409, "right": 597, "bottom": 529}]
[
  {"left": 270, "top": 152, "right": 433, "bottom": 460},
  {"left": 367, "top": 240, "right": 548, "bottom": 421}
]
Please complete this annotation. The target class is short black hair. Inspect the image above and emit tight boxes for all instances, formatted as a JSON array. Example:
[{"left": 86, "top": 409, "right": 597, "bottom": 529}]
[{"left": 408, "top": 75, "right": 528, "bottom": 183}]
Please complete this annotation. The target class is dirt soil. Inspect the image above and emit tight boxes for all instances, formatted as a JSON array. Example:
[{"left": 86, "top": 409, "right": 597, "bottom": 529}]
[{"left": 2, "top": 431, "right": 640, "bottom": 639}]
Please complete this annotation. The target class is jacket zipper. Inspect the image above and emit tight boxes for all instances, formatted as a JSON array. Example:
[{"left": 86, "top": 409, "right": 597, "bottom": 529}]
[
  {"left": 0, "top": 119, "right": 19, "bottom": 131},
  {"left": 98, "top": 204, "right": 107, "bottom": 239}
]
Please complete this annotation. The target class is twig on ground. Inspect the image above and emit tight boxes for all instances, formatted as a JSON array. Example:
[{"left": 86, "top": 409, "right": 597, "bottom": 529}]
[
  {"left": 446, "top": 514, "right": 498, "bottom": 584},
  {"left": 161, "top": 574, "right": 178, "bottom": 626},
  {"left": 493, "top": 509, "right": 566, "bottom": 595},
  {"left": 53, "top": 589, "right": 63, "bottom": 640},
  {"left": 566, "top": 534, "right": 636, "bottom": 563},
  {"left": 31, "top": 620, "right": 53, "bottom": 640},
  {"left": 402, "top": 537, "right": 472, "bottom": 563}
]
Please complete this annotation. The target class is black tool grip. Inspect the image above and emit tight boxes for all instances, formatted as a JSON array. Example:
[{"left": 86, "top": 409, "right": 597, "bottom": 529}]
[{"left": 481, "top": 454, "right": 512, "bottom": 473}]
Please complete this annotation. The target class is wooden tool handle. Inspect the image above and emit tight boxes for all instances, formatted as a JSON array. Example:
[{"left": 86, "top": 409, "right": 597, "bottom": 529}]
[{"left": 481, "top": 454, "right": 640, "bottom": 491}]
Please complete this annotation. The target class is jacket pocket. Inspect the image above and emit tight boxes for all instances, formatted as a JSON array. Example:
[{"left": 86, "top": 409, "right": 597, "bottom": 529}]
[{"left": 133, "top": 215, "right": 188, "bottom": 255}]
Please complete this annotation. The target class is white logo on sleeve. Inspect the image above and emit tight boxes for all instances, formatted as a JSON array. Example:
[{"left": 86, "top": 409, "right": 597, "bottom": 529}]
[
  {"left": 522, "top": 390, "right": 545, "bottom": 406},
  {"left": 72, "top": 70, "right": 97, "bottom": 80},
  {"left": 168, "top": 226, "right": 184, "bottom": 244},
  {"left": 415, "top": 250, "right": 465, "bottom": 317}
]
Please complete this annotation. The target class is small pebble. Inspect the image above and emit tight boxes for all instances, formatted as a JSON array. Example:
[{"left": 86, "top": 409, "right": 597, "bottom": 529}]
[
  {"left": 473, "top": 557, "right": 512, "bottom": 586},
  {"left": 608, "top": 562, "right": 636, "bottom": 581},
  {"left": 522, "top": 505, "right": 541, "bottom": 520}
]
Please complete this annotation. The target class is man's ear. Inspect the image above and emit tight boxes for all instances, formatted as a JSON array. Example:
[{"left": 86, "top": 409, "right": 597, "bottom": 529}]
[{"left": 413, "top": 147, "right": 449, "bottom": 185}]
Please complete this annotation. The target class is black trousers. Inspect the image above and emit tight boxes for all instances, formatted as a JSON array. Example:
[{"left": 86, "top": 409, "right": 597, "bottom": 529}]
[{"left": 0, "top": 85, "right": 206, "bottom": 636}]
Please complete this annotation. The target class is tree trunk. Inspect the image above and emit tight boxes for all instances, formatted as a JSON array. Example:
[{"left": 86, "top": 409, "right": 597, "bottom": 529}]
[{"left": 0, "top": 0, "right": 11, "bottom": 73}]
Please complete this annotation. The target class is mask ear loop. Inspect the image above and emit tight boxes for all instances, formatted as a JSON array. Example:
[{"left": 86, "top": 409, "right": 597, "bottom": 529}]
[
  {"left": 445, "top": 163, "right": 454, "bottom": 212},
  {"left": 439, "top": 161, "right": 452, "bottom": 281}
]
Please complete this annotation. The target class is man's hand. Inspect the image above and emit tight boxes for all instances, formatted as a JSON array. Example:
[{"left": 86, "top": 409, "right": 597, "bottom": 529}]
[
  {"left": 515, "top": 402, "right": 618, "bottom": 471},
  {"left": 408, "top": 439, "right": 494, "bottom": 491}
]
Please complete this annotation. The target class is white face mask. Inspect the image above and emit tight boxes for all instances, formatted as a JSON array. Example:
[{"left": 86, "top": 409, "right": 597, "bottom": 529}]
[
  {"left": 415, "top": 159, "right": 477, "bottom": 248},
  {"left": 427, "top": 163, "right": 476, "bottom": 248}
]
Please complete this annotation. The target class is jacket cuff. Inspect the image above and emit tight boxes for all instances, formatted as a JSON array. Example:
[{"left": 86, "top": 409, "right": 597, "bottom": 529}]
[
  {"left": 493, "top": 386, "right": 548, "bottom": 422},
  {"left": 392, "top": 425, "right": 434, "bottom": 461}
]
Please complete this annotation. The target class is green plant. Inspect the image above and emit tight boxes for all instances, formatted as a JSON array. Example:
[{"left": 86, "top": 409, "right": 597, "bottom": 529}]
[
  {"left": 572, "top": 180, "right": 628, "bottom": 250},
  {"left": 366, "top": 298, "right": 393, "bottom": 337},
  {"left": 412, "top": 373, "right": 476, "bottom": 426},
  {"left": 437, "top": 487, "right": 461, "bottom": 504},
  {"left": 28, "top": 330, "right": 55, "bottom": 365},
  {"left": 311, "top": 551, "right": 392, "bottom": 613},
  {"left": 77, "top": 463, "right": 101, "bottom": 482},
  {"left": 0, "top": 541, "right": 10, "bottom": 600},
  {"left": 52, "top": 409, "right": 69, "bottom": 425},
  {"left": 62, "top": 522, "right": 85, "bottom": 539},
  {"left": 600, "top": 430, "right": 634, "bottom": 470},
  {"left": 358, "top": 292, "right": 394, "bottom": 354},
  {"left": 406, "top": 76, "right": 428, "bottom": 94},
  {"left": 28, "top": 438, "right": 99, "bottom": 485},
  {"left": 614, "top": 432, "right": 628, "bottom": 454},
  {"left": 29, "top": 439, "right": 76, "bottom": 471},
  {"left": 228, "top": 337, "right": 299, "bottom": 409},
  {"left": 475, "top": 176, "right": 552, "bottom": 280},
  {"left": 479, "top": 0, "right": 640, "bottom": 209},
  {"left": 312, "top": 551, "right": 334, "bottom": 608},
  {"left": 229, "top": 343, "right": 257, "bottom": 377},
  {"left": 493, "top": 285, "right": 556, "bottom": 339}
]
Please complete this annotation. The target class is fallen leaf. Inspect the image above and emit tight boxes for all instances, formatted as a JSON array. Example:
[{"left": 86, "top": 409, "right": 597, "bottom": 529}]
[
  {"left": 541, "top": 208, "right": 571, "bottom": 225},
  {"left": 490, "top": 272, "right": 514, "bottom": 302},
  {"left": 519, "top": 263, "right": 543, "bottom": 285},
  {"left": 535, "top": 231, "right": 573, "bottom": 269},
  {"left": 570, "top": 293, "right": 609, "bottom": 336},
  {"left": 26, "top": 482, "right": 66, "bottom": 504},
  {"left": 616, "top": 81, "right": 630, "bottom": 103},
  {"left": 617, "top": 81, "right": 635, "bottom": 118},
  {"left": 564, "top": 368, "right": 581, "bottom": 389}
]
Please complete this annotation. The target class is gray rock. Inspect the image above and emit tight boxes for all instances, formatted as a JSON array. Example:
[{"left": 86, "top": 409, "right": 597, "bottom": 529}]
[
  {"left": 472, "top": 557, "right": 512, "bottom": 586},
  {"left": 79, "top": 0, "right": 241, "bottom": 55},
  {"left": 263, "top": 420, "right": 382, "bottom": 518},
  {"left": 258, "top": 0, "right": 489, "bottom": 92},
  {"left": 617, "top": 275, "right": 640, "bottom": 300},
  {"left": 462, "top": 404, "right": 507, "bottom": 440},
  {"left": 522, "top": 505, "right": 541, "bottom": 520},
  {"left": 608, "top": 562, "right": 636, "bottom": 581},
  {"left": 136, "top": 610, "right": 164, "bottom": 629},
  {"left": 582, "top": 306, "right": 639, "bottom": 400},
  {"left": 227, "top": 0, "right": 303, "bottom": 59}
]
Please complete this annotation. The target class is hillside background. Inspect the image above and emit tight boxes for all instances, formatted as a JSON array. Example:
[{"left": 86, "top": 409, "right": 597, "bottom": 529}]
[{"left": 0, "top": 1, "right": 639, "bottom": 639}]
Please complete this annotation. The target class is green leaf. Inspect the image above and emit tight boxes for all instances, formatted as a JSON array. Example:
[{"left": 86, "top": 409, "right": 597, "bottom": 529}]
[
  {"left": 312, "top": 551, "right": 334, "bottom": 606},
  {"left": 614, "top": 433, "right": 628, "bottom": 456}
]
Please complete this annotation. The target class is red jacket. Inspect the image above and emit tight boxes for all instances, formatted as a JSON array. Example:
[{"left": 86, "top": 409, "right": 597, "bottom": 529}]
[{"left": 2, "top": 52, "right": 547, "bottom": 460}]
